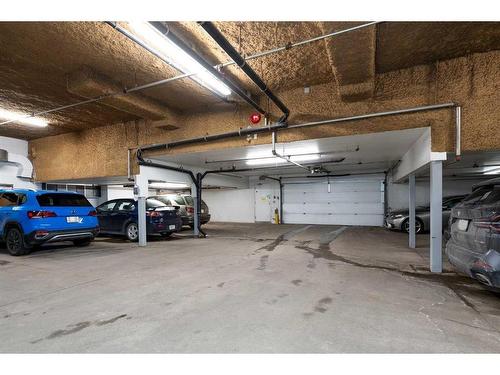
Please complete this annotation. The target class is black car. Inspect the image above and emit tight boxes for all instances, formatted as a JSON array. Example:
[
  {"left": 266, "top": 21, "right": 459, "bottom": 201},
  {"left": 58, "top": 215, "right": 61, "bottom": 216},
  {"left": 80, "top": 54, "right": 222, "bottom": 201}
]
[
  {"left": 445, "top": 177, "right": 500, "bottom": 290},
  {"left": 96, "top": 198, "right": 182, "bottom": 241}
]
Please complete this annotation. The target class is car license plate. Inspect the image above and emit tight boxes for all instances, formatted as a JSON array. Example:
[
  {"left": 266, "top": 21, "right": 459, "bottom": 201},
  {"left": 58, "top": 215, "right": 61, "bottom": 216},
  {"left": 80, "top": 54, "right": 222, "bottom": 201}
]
[
  {"left": 169, "top": 224, "right": 176, "bottom": 230},
  {"left": 457, "top": 219, "right": 469, "bottom": 231},
  {"left": 66, "top": 216, "right": 82, "bottom": 223}
]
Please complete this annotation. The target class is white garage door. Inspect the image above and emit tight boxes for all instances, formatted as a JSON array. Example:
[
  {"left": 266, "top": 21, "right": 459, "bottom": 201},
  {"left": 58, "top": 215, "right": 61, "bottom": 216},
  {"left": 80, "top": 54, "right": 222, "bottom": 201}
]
[{"left": 283, "top": 176, "right": 384, "bottom": 226}]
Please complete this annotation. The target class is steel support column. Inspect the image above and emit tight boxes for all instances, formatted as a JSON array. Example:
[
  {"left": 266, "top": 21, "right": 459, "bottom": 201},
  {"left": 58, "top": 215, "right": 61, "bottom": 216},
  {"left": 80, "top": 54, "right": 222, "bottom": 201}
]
[
  {"left": 429, "top": 161, "right": 443, "bottom": 272},
  {"left": 409, "top": 174, "right": 416, "bottom": 249},
  {"left": 135, "top": 174, "right": 148, "bottom": 247},
  {"left": 191, "top": 181, "right": 200, "bottom": 237}
]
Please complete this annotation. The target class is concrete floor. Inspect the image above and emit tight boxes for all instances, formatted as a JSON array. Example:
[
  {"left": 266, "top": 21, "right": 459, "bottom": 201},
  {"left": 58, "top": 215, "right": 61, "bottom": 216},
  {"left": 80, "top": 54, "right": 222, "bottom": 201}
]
[{"left": 0, "top": 223, "right": 499, "bottom": 353}]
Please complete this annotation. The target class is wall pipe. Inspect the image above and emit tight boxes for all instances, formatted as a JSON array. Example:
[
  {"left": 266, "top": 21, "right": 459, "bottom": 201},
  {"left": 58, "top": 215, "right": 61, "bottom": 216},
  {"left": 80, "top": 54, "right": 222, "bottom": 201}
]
[
  {"left": 286, "top": 103, "right": 462, "bottom": 161},
  {"left": 136, "top": 150, "right": 206, "bottom": 237},
  {"left": 140, "top": 103, "right": 461, "bottom": 159},
  {"left": 139, "top": 121, "right": 288, "bottom": 152},
  {"left": 455, "top": 106, "right": 461, "bottom": 161},
  {"left": 271, "top": 131, "right": 310, "bottom": 172},
  {"left": 0, "top": 21, "right": 377, "bottom": 127},
  {"left": 199, "top": 21, "right": 290, "bottom": 122},
  {"left": 259, "top": 175, "right": 283, "bottom": 224}
]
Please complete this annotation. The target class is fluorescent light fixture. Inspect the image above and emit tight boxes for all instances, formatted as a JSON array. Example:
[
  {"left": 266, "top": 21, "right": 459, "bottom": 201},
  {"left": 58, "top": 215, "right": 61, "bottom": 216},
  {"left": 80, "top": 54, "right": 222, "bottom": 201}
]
[
  {"left": 149, "top": 182, "right": 189, "bottom": 189},
  {"left": 484, "top": 167, "right": 500, "bottom": 175},
  {"left": 246, "top": 145, "right": 320, "bottom": 166},
  {"left": 128, "top": 22, "right": 231, "bottom": 97},
  {"left": 0, "top": 108, "right": 48, "bottom": 127}
]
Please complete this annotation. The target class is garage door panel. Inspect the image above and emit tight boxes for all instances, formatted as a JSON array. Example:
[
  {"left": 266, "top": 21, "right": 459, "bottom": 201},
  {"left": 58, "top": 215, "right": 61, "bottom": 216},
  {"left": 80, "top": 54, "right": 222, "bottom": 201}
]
[
  {"left": 284, "top": 202, "right": 383, "bottom": 215},
  {"left": 285, "top": 181, "right": 381, "bottom": 193},
  {"left": 284, "top": 213, "right": 382, "bottom": 226},
  {"left": 284, "top": 191, "right": 382, "bottom": 203},
  {"left": 283, "top": 178, "right": 384, "bottom": 226}
]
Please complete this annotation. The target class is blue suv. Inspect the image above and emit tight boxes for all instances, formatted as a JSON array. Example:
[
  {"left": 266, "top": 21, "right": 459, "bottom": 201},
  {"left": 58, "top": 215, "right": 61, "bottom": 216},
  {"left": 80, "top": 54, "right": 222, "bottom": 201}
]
[{"left": 0, "top": 189, "right": 100, "bottom": 255}]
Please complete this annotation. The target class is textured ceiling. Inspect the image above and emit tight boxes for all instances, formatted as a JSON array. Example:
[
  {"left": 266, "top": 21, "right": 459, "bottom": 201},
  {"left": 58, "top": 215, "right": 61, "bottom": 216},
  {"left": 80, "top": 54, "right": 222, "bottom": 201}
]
[{"left": 0, "top": 21, "right": 499, "bottom": 140}]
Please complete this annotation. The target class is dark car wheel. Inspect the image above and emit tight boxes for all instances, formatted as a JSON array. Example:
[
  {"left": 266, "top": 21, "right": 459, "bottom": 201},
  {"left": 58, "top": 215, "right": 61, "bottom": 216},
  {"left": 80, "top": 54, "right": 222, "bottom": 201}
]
[
  {"left": 402, "top": 218, "right": 424, "bottom": 234},
  {"left": 73, "top": 239, "right": 92, "bottom": 247},
  {"left": 5, "top": 228, "right": 31, "bottom": 256},
  {"left": 125, "top": 222, "right": 139, "bottom": 242}
]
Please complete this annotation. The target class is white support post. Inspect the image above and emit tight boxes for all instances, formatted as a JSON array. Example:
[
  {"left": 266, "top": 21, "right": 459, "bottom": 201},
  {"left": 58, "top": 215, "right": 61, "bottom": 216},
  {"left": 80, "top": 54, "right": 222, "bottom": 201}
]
[
  {"left": 409, "top": 174, "right": 416, "bottom": 249},
  {"left": 191, "top": 181, "right": 200, "bottom": 236},
  {"left": 429, "top": 161, "right": 443, "bottom": 273},
  {"left": 135, "top": 174, "right": 148, "bottom": 247}
]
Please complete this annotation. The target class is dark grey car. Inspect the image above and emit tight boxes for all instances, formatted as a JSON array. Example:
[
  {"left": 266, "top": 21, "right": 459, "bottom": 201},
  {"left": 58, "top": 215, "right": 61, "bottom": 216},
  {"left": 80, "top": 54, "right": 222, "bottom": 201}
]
[
  {"left": 152, "top": 194, "right": 210, "bottom": 228},
  {"left": 445, "top": 178, "right": 500, "bottom": 290},
  {"left": 385, "top": 195, "right": 466, "bottom": 234}
]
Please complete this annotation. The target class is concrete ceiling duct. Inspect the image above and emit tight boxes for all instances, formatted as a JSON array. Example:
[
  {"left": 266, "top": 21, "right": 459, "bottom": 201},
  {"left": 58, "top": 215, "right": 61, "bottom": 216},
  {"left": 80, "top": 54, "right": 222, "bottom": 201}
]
[
  {"left": 0, "top": 149, "right": 33, "bottom": 178},
  {"left": 67, "top": 66, "right": 179, "bottom": 121}
]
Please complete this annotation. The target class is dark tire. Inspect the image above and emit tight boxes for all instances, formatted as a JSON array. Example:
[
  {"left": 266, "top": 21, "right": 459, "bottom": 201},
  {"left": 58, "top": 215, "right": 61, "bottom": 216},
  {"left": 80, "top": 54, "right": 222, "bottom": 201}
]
[
  {"left": 73, "top": 239, "right": 92, "bottom": 247},
  {"left": 5, "top": 227, "right": 31, "bottom": 256},
  {"left": 125, "top": 222, "right": 139, "bottom": 242},
  {"left": 160, "top": 232, "right": 172, "bottom": 238},
  {"left": 402, "top": 218, "right": 424, "bottom": 234}
]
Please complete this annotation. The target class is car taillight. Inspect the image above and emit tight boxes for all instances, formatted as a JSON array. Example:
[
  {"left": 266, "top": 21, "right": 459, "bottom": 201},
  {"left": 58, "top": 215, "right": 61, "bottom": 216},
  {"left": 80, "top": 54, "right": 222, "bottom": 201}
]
[
  {"left": 472, "top": 259, "right": 494, "bottom": 271},
  {"left": 27, "top": 211, "right": 57, "bottom": 219},
  {"left": 88, "top": 210, "right": 97, "bottom": 216},
  {"left": 186, "top": 206, "right": 194, "bottom": 214},
  {"left": 475, "top": 214, "right": 500, "bottom": 233},
  {"left": 491, "top": 215, "right": 500, "bottom": 233}
]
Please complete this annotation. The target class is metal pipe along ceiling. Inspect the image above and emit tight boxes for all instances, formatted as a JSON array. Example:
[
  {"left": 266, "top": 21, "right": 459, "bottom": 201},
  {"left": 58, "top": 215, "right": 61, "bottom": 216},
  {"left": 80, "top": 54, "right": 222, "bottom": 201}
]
[
  {"left": 271, "top": 131, "right": 310, "bottom": 172},
  {"left": 137, "top": 103, "right": 462, "bottom": 161},
  {"left": 198, "top": 21, "right": 291, "bottom": 122}
]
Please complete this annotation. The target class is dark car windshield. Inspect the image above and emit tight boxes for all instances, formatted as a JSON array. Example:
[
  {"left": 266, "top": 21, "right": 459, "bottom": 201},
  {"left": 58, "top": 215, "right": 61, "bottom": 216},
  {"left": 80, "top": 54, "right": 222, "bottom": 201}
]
[
  {"left": 480, "top": 186, "right": 500, "bottom": 205},
  {"left": 184, "top": 196, "right": 194, "bottom": 206},
  {"left": 37, "top": 193, "right": 92, "bottom": 207},
  {"left": 462, "top": 186, "right": 494, "bottom": 205}
]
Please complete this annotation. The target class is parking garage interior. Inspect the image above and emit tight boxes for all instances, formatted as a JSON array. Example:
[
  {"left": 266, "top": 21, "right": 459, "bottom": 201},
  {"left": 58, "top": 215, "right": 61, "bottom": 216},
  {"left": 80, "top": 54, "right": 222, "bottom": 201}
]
[{"left": 1, "top": 14, "right": 500, "bottom": 358}]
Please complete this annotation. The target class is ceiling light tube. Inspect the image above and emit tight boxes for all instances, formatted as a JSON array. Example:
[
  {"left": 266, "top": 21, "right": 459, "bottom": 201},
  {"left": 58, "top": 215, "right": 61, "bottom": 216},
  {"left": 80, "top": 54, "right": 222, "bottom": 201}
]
[
  {"left": 127, "top": 22, "right": 231, "bottom": 97},
  {"left": 484, "top": 167, "right": 500, "bottom": 175},
  {"left": 0, "top": 108, "right": 48, "bottom": 127}
]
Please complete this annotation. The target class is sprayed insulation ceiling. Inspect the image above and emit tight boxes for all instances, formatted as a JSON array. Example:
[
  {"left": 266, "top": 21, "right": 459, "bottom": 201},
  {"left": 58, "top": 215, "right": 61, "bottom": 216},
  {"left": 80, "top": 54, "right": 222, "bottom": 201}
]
[{"left": 0, "top": 21, "right": 499, "bottom": 140}]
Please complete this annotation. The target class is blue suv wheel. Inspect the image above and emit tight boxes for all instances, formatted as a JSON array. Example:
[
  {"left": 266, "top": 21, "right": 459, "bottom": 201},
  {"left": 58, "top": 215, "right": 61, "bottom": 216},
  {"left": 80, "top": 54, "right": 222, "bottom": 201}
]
[{"left": 5, "top": 227, "right": 31, "bottom": 256}]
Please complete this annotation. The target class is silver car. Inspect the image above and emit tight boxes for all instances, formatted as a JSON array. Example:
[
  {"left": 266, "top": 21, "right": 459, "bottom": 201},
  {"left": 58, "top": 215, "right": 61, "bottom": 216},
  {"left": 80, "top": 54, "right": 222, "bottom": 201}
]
[
  {"left": 446, "top": 178, "right": 500, "bottom": 290},
  {"left": 152, "top": 194, "right": 210, "bottom": 228},
  {"left": 385, "top": 195, "right": 466, "bottom": 233}
]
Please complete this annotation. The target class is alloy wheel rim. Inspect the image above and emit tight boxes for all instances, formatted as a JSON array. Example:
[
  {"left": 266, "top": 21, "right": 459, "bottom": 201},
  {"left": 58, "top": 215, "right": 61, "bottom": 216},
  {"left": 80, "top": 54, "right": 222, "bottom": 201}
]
[
  {"left": 128, "top": 224, "right": 138, "bottom": 240},
  {"left": 404, "top": 221, "right": 421, "bottom": 233},
  {"left": 7, "top": 230, "right": 21, "bottom": 250}
]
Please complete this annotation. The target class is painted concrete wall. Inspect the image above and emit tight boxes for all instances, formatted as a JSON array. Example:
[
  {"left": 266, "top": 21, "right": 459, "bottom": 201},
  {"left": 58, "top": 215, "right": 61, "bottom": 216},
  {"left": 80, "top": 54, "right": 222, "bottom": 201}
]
[
  {"left": 387, "top": 177, "right": 477, "bottom": 211},
  {"left": 0, "top": 136, "right": 36, "bottom": 189},
  {"left": 202, "top": 189, "right": 255, "bottom": 223}
]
